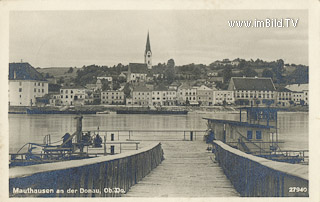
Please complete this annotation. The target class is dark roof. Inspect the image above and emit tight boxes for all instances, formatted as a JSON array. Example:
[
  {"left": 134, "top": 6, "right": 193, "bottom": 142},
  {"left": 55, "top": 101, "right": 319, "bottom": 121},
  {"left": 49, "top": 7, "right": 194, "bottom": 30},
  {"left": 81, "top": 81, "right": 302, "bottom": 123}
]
[
  {"left": 133, "top": 85, "right": 151, "bottom": 92},
  {"left": 9, "top": 63, "right": 47, "bottom": 81},
  {"left": 154, "top": 84, "right": 168, "bottom": 91},
  {"left": 203, "top": 118, "right": 274, "bottom": 129},
  {"left": 151, "top": 66, "right": 164, "bottom": 74},
  {"left": 145, "top": 32, "right": 151, "bottom": 54},
  {"left": 230, "top": 77, "right": 275, "bottom": 91},
  {"left": 61, "top": 85, "right": 86, "bottom": 89},
  {"left": 129, "top": 63, "right": 148, "bottom": 73}
]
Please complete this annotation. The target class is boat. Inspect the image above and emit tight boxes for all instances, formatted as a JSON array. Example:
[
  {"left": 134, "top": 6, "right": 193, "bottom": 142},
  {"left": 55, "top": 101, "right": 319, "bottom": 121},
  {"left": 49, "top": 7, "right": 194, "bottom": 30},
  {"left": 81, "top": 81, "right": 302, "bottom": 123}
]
[
  {"left": 26, "top": 108, "right": 96, "bottom": 114},
  {"left": 10, "top": 116, "right": 109, "bottom": 167},
  {"left": 116, "top": 106, "right": 188, "bottom": 115},
  {"left": 116, "top": 109, "right": 188, "bottom": 115}
]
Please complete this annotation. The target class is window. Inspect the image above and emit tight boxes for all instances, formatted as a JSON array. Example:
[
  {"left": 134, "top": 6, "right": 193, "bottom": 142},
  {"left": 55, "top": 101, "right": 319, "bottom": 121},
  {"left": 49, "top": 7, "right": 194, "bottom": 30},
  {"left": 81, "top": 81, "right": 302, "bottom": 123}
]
[
  {"left": 247, "top": 131, "right": 253, "bottom": 140},
  {"left": 256, "top": 131, "right": 262, "bottom": 140},
  {"left": 19, "top": 82, "right": 22, "bottom": 86},
  {"left": 66, "top": 95, "right": 68, "bottom": 98},
  {"left": 34, "top": 88, "right": 36, "bottom": 92},
  {"left": 42, "top": 89, "right": 44, "bottom": 93},
  {"left": 42, "top": 83, "right": 44, "bottom": 87},
  {"left": 19, "top": 88, "right": 22, "bottom": 92}
]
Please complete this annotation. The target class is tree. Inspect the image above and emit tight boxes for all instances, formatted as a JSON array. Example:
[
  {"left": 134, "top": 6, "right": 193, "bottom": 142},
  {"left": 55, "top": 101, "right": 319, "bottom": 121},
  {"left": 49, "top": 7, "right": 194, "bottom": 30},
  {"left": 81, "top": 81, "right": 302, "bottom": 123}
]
[
  {"left": 222, "top": 66, "right": 232, "bottom": 84},
  {"left": 101, "top": 80, "right": 110, "bottom": 91},
  {"left": 123, "top": 83, "right": 131, "bottom": 98},
  {"left": 262, "top": 69, "right": 273, "bottom": 78},
  {"left": 167, "top": 59, "right": 175, "bottom": 69},
  {"left": 241, "top": 67, "right": 258, "bottom": 77},
  {"left": 67, "top": 67, "right": 73, "bottom": 73}
]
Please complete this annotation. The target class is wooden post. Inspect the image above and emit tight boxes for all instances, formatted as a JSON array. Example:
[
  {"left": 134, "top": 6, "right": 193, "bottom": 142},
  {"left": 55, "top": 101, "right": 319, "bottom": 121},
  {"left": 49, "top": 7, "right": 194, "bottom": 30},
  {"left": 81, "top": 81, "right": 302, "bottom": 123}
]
[{"left": 104, "top": 136, "right": 106, "bottom": 156}]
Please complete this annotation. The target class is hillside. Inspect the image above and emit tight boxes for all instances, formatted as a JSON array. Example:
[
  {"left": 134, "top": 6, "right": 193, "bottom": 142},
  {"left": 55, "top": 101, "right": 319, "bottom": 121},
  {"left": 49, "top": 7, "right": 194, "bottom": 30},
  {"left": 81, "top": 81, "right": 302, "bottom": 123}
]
[{"left": 37, "top": 67, "right": 78, "bottom": 78}]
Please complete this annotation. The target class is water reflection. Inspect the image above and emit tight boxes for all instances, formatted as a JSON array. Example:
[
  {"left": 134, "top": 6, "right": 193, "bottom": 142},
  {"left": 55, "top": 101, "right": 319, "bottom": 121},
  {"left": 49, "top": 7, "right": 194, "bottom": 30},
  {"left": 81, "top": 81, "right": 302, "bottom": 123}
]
[{"left": 9, "top": 112, "right": 308, "bottom": 152}]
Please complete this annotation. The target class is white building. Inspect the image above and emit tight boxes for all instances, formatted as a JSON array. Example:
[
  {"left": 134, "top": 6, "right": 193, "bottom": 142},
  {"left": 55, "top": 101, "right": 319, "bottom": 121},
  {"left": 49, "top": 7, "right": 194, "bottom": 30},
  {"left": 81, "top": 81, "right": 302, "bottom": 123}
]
[
  {"left": 196, "top": 85, "right": 213, "bottom": 106},
  {"left": 152, "top": 85, "right": 177, "bottom": 106},
  {"left": 228, "top": 77, "right": 276, "bottom": 106},
  {"left": 9, "top": 63, "right": 48, "bottom": 106},
  {"left": 131, "top": 85, "right": 152, "bottom": 106},
  {"left": 101, "top": 90, "right": 125, "bottom": 105},
  {"left": 285, "top": 84, "right": 308, "bottom": 105},
  {"left": 177, "top": 83, "right": 198, "bottom": 105},
  {"left": 60, "top": 86, "right": 86, "bottom": 106},
  {"left": 213, "top": 90, "right": 235, "bottom": 105}
]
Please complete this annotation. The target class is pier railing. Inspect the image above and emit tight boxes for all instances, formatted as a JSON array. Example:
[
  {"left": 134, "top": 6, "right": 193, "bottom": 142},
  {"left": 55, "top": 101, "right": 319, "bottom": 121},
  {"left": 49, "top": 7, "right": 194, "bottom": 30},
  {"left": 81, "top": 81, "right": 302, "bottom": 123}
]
[
  {"left": 213, "top": 140, "right": 308, "bottom": 197},
  {"left": 9, "top": 142, "right": 163, "bottom": 197},
  {"left": 83, "top": 129, "right": 207, "bottom": 141}
]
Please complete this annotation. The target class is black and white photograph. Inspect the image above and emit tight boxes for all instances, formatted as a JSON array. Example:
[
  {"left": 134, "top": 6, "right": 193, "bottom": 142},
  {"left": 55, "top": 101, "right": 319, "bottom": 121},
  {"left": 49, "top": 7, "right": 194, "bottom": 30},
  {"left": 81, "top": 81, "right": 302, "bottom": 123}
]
[{"left": 1, "top": 0, "right": 319, "bottom": 200}]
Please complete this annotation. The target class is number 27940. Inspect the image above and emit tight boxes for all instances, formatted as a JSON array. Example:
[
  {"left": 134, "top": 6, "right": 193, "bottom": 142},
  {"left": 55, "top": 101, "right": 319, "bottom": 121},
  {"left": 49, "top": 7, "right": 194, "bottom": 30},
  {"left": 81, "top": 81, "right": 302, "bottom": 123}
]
[{"left": 289, "top": 187, "right": 307, "bottom": 193}]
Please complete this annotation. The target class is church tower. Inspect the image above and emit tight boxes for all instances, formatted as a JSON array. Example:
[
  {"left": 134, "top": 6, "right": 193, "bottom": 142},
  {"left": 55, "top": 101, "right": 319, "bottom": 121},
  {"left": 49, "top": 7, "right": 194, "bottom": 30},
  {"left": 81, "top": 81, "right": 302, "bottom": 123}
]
[{"left": 144, "top": 32, "right": 152, "bottom": 69}]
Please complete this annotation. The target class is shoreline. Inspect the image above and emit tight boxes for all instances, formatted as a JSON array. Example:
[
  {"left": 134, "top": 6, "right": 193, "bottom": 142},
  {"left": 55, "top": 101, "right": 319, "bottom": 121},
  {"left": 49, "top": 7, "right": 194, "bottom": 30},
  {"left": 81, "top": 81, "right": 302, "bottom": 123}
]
[{"left": 9, "top": 105, "right": 309, "bottom": 114}]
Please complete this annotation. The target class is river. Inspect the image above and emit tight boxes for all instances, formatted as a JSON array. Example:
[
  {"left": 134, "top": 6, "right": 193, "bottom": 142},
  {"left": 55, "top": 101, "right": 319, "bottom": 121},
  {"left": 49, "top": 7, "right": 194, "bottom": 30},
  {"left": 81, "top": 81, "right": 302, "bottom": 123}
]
[{"left": 9, "top": 112, "right": 308, "bottom": 153}]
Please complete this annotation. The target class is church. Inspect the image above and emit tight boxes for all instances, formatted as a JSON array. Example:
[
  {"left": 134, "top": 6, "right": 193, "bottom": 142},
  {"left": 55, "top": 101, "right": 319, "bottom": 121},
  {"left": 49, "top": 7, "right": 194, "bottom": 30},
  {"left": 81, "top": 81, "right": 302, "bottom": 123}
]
[{"left": 127, "top": 32, "right": 163, "bottom": 83}]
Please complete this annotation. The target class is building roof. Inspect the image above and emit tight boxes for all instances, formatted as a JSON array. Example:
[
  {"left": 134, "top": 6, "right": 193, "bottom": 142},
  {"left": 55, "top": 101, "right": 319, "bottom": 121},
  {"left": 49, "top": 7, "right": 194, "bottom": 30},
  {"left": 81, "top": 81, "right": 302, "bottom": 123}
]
[
  {"left": 203, "top": 118, "right": 275, "bottom": 129},
  {"left": 9, "top": 62, "right": 47, "bottom": 81},
  {"left": 61, "top": 85, "right": 86, "bottom": 89},
  {"left": 178, "top": 83, "right": 197, "bottom": 90},
  {"left": 129, "top": 63, "right": 148, "bottom": 74},
  {"left": 196, "top": 85, "right": 212, "bottom": 91},
  {"left": 154, "top": 84, "right": 168, "bottom": 91},
  {"left": 229, "top": 77, "right": 276, "bottom": 91},
  {"left": 285, "top": 84, "right": 308, "bottom": 92},
  {"left": 133, "top": 85, "right": 151, "bottom": 92}
]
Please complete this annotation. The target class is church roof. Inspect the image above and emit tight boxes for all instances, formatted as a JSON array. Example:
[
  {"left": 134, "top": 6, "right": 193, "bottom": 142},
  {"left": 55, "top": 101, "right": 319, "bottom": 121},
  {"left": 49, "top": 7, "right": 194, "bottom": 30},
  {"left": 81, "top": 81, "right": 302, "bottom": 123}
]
[
  {"left": 129, "top": 63, "right": 148, "bottom": 74},
  {"left": 9, "top": 62, "right": 47, "bottom": 81},
  {"left": 145, "top": 32, "right": 151, "bottom": 54}
]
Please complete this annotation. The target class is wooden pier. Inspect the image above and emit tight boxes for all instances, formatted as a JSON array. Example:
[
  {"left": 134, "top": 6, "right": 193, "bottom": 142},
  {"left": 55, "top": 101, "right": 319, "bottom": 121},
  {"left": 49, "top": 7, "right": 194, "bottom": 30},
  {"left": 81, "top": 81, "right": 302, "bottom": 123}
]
[{"left": 125, "top": 139, "right": 240, "bottom": 197}]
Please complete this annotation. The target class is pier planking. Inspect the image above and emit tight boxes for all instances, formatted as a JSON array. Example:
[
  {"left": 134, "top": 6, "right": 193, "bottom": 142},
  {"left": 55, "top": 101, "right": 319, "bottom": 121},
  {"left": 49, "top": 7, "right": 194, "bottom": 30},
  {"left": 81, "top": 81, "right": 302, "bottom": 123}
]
[{"left": 125, "top": 140, "right": 240, "bottom": 197}]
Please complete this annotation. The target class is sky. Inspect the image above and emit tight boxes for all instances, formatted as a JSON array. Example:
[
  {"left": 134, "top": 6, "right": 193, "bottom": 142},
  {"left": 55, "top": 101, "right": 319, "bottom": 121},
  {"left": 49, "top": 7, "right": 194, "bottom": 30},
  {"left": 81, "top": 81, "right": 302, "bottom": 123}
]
[{"left": 9, "top": 10, "right": 308, "bottom": 68}]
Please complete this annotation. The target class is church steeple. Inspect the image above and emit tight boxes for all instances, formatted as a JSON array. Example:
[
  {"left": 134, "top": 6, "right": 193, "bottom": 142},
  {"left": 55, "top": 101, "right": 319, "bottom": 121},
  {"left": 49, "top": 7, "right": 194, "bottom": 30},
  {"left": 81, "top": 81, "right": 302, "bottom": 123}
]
[{"left": 144, "top": 31, "right": 152, "bottom": 69}]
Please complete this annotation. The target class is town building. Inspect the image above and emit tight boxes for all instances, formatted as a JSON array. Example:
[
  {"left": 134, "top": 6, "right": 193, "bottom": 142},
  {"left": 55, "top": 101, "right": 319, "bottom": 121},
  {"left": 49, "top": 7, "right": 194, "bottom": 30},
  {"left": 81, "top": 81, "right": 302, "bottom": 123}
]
[
  {"left": 177, "top": 83, "right": 198, "bottom": 105},
  {"left": 97, "top": 76, "right": 113, "bottom": 82},
  {"left": 127, "top": 63, "right": 148, "bottom": 83},
  {"left": 277, "top": 89, "right": 292, "bottom": 107},
  {"left": 196, "top": 85, "right": 213, "bottom": 106},
  {"left": 131, "top": 85, "right": 152, "bottom": 106},
  {"left": 101, "top": 90, "right": 125, "bottom": 105},
  {"left": 9, "top": 62, "right": 49, "bottom": 106},
  {"left": 285, "top": 84, "right": 308, "bottom": 105},
  {"left": 228, "top": 77, "right": 276, "bottom": 106},
  {"left": 152, "top": 85, "right": 177, "bottom": 106},
  {"left": 49, "top": 93, "right": 61, "bottom": 106},
  {"left": 213, "top": 90, "right": 235, "bottom": 105},
  {"left": 60, "top": 86, "right": 86, "bottom": 106}
]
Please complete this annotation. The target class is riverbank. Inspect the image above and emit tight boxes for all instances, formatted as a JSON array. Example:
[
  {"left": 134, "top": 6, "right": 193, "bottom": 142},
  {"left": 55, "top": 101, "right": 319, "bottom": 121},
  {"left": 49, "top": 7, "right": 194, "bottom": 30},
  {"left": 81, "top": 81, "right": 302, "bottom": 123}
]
[{"left": 9, "top": 104, "right": 308, "bottom": 114}]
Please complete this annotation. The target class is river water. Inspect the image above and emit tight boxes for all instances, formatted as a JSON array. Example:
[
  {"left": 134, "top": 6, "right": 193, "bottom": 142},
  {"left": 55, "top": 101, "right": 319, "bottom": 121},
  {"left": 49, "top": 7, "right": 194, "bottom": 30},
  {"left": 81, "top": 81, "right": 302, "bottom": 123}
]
[{"left": 9, "top": 112, "right": 308, "bottom": 153}]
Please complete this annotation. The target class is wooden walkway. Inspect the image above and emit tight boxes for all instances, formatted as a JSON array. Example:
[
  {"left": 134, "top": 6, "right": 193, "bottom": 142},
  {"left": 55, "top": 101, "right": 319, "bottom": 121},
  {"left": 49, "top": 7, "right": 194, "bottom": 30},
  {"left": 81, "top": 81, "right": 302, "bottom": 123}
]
[{"left": 125, "top": 140, "right": 240, "bottom": 197}]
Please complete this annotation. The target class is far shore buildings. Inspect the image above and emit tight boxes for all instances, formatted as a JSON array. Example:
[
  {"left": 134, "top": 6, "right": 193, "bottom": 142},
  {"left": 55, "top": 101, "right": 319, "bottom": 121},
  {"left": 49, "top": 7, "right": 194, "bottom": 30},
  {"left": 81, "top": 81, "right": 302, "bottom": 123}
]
[
  {"left": 9, "top": 62, "right": 48, "bottom": 106},
  {"left": 60, "top": 86, "right": 86, "bottom": 106},
  {"left": 228, "top": 77, "right": 276, "bottom": 106}
]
